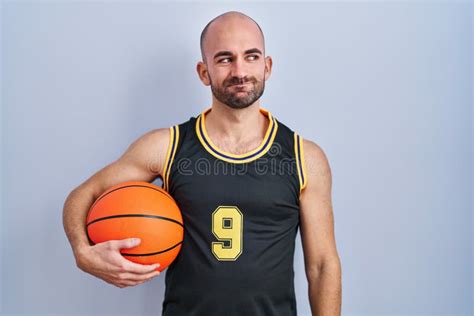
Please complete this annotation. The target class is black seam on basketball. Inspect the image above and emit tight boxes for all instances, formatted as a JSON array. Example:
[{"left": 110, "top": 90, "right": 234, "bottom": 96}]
[
  {"left": 86, "top": 214, "right": 184, "bottom": 228},
  {"left": 121, "top": 241, "right": 183, "bottom": 257},
  {"left": 89, "top": 184, "right": 175, "bottom": 211}
]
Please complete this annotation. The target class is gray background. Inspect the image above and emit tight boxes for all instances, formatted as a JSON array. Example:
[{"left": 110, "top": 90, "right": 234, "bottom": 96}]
[{"left": 1, "top": 1, "right": 472, "bottom": 315}]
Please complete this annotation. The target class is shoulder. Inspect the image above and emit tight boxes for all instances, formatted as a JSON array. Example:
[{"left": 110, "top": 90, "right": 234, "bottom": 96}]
[
  {"left": 121, "top": 127, "right": 170, "bottom": 177},
  {"left": 136, "top": 115, "right": 194, "bottom": 147},
  {"left": 148, "top": 127, "right": 171, "bottom": 150},
  {"left": 302, "top": 138, "right": 331, "bottom": 174},
  {"left": 272, "top": 119, "right": 331, "bottom": 192},
  {"left": 300, "top": 137, "right": 332, "bottom": 194},
  {"left": 129, "top": 127, "right": 170, "bottom": 154},
  {"left": 273, "top": 115, "right": 332, "bottom": 194}
]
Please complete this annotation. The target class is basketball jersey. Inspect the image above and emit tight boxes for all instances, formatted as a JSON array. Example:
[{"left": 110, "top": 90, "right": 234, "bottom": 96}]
[{"left": 160, "top": 106, "right": 308, "bottom": 316}]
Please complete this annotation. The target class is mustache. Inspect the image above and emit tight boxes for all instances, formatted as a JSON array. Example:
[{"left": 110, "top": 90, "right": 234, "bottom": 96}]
[{"left": 226, "top": 77, "right": 255, "bottom": 86}]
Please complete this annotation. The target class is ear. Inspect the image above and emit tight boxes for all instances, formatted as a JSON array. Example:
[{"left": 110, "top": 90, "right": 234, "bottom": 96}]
[
  {"left": 264, "top": 56, "right": 273, "bottom": 81},
  {"left": 196, "top": 61, "right": 211, "bottom": 86}
]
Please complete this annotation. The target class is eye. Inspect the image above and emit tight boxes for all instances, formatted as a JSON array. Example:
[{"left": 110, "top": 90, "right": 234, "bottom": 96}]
[
  {"left": 247, "top": 55, "right": 259, "bottom": 60},
  {"left": 218, "top": 58, "right": 231, "bottom": 63}
]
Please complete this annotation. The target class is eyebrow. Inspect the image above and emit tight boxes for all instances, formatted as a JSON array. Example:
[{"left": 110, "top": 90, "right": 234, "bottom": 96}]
[{"left": 213, "top": 48, "right": 263, "bottom": 60}]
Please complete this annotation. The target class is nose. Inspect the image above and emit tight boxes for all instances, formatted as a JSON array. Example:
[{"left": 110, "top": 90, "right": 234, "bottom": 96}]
[{"left": 230, "top": 56, "right": 246, "bottom": 79}]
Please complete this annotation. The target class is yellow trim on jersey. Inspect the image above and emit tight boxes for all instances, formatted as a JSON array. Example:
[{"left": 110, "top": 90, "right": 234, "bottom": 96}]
[
  {"left": 299, "top": 134, "right": 308, "bottom": 191},
  {"left": 294, "top": 132, "right": 308, "bottom": 192},
  {"left": 161, "top": 127, "right": 173, "bottom": 190},
  {"left": 195, "top": 106, "right": 278, "bottom": 164},
  {"left": 162, "top": 125, "right": 179, "bottom": 192}
]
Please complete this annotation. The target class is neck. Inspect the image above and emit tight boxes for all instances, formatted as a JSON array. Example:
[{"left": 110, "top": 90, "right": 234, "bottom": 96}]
[{"left": 205, "top": 102, "right": 267, "bottom": 143}]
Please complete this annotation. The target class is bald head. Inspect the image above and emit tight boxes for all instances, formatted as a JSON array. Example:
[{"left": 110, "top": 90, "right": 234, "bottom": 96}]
[{"left": 200, "top": 11, "right": 265, "bottom": 64}]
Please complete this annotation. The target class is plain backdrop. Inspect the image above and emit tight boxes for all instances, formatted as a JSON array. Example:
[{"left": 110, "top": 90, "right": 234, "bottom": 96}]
[{"left": 1, "top": 1, "right": 472, "bottom": 315}]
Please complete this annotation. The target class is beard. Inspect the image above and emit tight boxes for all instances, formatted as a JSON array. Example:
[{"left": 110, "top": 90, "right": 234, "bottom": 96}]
[{"left": 210, "top": 74, "right": 265, "bottom": 110}]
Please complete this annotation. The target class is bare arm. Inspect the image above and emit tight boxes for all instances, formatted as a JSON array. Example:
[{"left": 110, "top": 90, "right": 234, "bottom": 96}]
[
  {"left": 299, "top": 139, "right": 342, "bottom": 315},
  {"left": 62, "top": 127, "right": 170, "bottom": 288}
]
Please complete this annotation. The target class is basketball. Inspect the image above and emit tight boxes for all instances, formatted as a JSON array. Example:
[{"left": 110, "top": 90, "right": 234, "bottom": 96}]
[{"left": 86, "top": 181, "right": 183, "bottom": 271}]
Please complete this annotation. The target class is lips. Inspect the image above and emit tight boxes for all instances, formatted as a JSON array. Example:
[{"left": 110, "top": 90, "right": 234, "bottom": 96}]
[{"left": 229, "top": 83, "right": 250, "bottom": 88}]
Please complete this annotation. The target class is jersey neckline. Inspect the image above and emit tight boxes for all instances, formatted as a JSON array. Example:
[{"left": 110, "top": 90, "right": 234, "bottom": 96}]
[{"left": 195, "top": 106, "right": 279, "bottom": 164}]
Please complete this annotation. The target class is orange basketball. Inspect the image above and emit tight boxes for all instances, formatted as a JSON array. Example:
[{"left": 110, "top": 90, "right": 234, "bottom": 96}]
[{"left": 86, "top": 181, "right": 183, "bottom": 272}]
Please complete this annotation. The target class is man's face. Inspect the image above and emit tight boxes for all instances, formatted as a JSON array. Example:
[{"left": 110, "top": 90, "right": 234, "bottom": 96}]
[
  {"left": 198, "top": 17, "right": 271, "bottom": 109},
  {"left": 209, "top": 63, "right": 265, "bottom": 110}
]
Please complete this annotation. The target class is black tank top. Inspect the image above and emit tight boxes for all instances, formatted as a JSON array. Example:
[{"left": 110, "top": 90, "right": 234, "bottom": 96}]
[{"left": 160, "top": 106, "right": 307, "bottom": 316}]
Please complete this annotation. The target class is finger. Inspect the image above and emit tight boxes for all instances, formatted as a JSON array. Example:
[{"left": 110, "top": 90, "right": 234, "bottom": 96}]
[
  {"left": 132, "top": 269, "right": 161, "bottom": 281},
  {"left": 122, "top": 259, "right": 160, "bottom": 274},
  {"left": 119, "top": 276, "right": 156, "bottom": 287},
  {"left": 116, "top": 280, "right": 136, "bottom": 288},
  {"left": 119, "top": 270, "right": 161, "bottom": 282},
  {"left": 111, "top": 238, "right": 141, "bottom": 250},
  {"left": 145, "top": 270, "right": 162, "bottom": 280}
]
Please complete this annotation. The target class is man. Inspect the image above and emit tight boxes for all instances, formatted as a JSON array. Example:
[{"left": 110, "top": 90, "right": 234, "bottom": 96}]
[{"left": 63, "top": 10, "right": 341, "bottom": 316}]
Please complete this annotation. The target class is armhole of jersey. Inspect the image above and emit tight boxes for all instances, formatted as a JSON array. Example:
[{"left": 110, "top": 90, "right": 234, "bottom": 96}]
[
  {"left": 294, "top": 132, "right": 308, "bottom": 193},
  {"left": 162, "top": 125, "right": 180, "bottom": 192}
]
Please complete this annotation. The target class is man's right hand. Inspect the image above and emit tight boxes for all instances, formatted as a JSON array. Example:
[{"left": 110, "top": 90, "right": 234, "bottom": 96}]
[{"left": 75, "top": 238, "right": 161, "bottom": 288}]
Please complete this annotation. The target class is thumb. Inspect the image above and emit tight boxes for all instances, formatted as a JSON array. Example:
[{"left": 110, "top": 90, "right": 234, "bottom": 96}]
[{"left": 114, "top": 238, "right": 141, "bottom": 249}]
